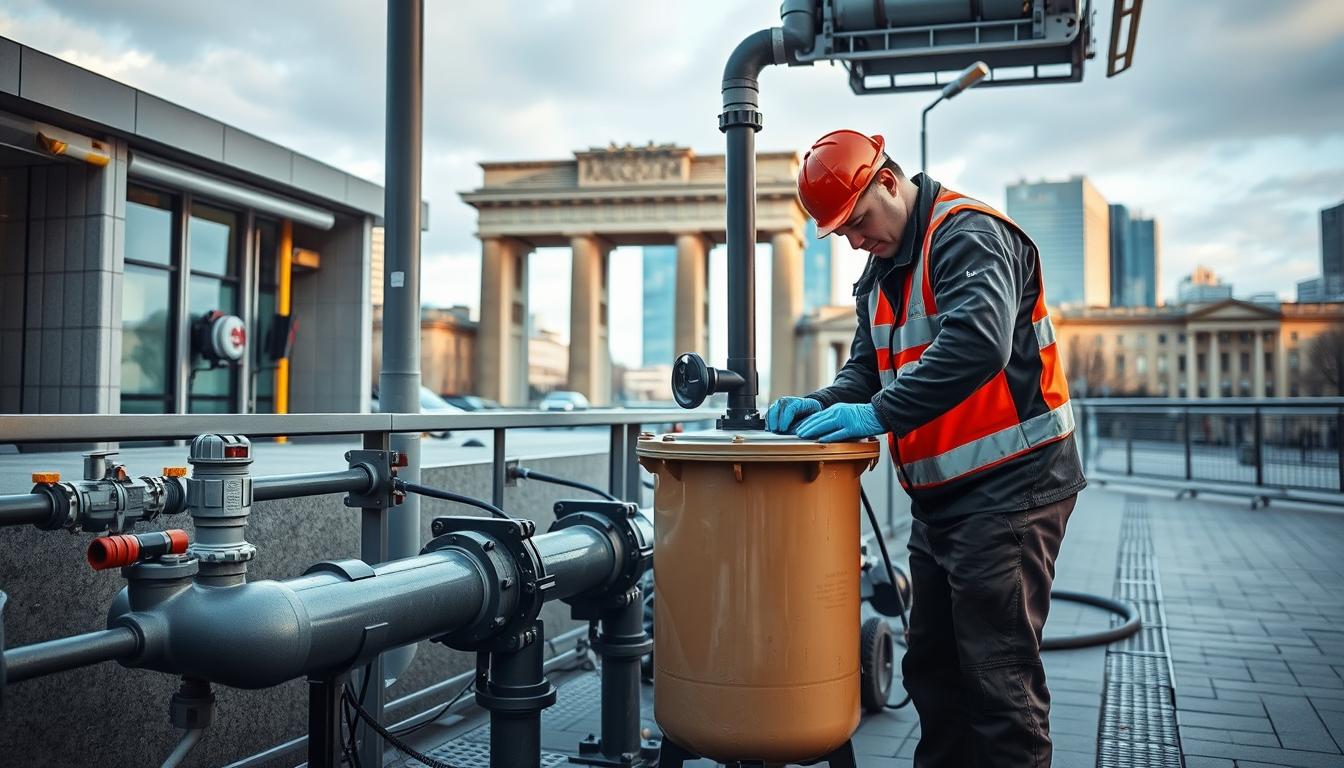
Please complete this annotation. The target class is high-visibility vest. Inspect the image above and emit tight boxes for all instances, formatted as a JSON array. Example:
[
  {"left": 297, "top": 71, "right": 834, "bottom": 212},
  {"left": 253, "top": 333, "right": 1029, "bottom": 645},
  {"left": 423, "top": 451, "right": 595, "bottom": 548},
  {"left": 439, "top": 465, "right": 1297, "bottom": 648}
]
[{"left": 870, "top": 189, "right": 1075, "bottom": 489}]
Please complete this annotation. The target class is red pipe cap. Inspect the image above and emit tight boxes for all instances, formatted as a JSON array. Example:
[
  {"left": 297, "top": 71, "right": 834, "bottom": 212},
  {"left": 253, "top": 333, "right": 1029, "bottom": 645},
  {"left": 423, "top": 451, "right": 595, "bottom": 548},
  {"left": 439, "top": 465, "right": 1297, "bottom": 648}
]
[{"left": 87, "top": 534, "right": 140, "bottom": 571}]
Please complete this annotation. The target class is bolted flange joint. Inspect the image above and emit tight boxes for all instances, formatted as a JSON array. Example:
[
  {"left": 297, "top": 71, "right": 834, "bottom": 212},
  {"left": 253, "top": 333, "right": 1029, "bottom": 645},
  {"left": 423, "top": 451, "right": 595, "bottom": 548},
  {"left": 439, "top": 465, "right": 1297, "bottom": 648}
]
[{"left": 549, "top": 500, "right": 654, "bottom": 621}]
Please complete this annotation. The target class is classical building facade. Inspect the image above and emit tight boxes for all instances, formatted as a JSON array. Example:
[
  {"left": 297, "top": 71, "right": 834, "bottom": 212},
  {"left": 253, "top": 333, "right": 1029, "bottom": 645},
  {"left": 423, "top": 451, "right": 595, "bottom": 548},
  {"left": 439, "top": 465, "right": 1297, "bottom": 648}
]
[
  {"left": 460, "top": 143, "right": 808, "bottom": 406},
  {"left": 795, "top": 299, "right": 1344, "bottom": 399}
]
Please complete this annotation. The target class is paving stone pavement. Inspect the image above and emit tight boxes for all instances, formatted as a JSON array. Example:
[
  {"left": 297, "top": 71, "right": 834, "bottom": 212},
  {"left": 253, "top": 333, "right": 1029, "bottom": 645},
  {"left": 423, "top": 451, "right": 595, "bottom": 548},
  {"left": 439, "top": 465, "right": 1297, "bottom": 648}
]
[{"left": 399, "top": 484, "right": 1344, "bottom": 767}]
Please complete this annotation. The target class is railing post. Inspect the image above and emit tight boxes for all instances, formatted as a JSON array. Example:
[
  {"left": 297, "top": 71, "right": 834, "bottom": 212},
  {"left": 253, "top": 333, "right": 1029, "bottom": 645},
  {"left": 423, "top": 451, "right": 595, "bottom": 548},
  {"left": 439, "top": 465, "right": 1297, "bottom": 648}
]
[
  {"left": 1184, "top": 409, "right": 1194, "bottom": 481},
  {"left": 609, "top": 425, "right": 626, "bottom": 500},
  {"left": 624, "top": 423, "right": 641, "bottom": 504},
  {"left": 492, "top": 428, "right": 507, "bottom": 510},
  {"left": 1254, "top": 408, "right": 1264, "bottom": 487},
  {"left": 1336, "top": 408, "right": 1344, "bottom": 493},
  {"left": 1125, "top": 422, "right": 1134, "bottom": 476}
]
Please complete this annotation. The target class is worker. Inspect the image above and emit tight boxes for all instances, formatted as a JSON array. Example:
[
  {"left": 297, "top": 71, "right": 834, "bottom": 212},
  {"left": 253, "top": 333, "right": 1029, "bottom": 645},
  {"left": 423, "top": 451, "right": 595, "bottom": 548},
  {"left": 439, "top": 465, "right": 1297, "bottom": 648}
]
[{"left": 767, "top": 129, "right": 1085, "bottom": 768}]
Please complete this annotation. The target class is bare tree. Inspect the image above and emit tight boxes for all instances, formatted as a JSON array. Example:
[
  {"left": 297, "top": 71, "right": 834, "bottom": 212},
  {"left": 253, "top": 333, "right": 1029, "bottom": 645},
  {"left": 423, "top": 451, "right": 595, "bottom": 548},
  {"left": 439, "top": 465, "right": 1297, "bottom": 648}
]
[
  {"left": 1304, "top": 329, "right": 1344, "bottom": 396},
  {"left": 1064, "top": 335, "right": 1108, "bottom": 397}
]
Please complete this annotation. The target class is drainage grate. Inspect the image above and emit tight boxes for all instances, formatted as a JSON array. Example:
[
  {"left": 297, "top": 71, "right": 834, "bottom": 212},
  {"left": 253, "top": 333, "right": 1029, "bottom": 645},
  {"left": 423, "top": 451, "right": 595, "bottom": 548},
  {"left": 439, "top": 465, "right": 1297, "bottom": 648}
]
[
  {"left": 1095, "top": 497, "right": 1184, "bottom": 767},
  {"left": 404, "top": 739, "right": 570, "bottom": 767},
  {"left": 463, "top": 671, "right": 602, "bottom": 744}
]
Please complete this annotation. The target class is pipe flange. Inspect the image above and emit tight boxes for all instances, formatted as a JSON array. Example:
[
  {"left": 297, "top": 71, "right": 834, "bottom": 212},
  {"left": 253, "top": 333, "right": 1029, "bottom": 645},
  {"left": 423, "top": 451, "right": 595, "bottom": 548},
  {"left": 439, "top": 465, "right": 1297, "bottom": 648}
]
[
  {"left": 30, "top": 481, "right": 77, "bottom": 531},
  {"left": 718, "top": 109, "right": 764, "bottom": 132},
  {"left": 423, "top": 517, "right": 554, "bottom": 652},
  {"left": 550, "top": 501, "right": 654, "bottom": 619}
]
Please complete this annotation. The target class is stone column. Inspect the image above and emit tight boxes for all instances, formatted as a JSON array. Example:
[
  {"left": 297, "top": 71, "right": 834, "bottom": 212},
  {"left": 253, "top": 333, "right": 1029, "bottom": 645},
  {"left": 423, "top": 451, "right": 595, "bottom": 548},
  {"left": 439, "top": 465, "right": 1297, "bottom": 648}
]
[
  {"left": 770, "top": 230, "right": 804, "bottom": 398},
  {"left": 477, "top": 237, "right": 529, "bottom": 405},
  {"left": 1186, "top": 330, "right": 1198, "bottom": 399},
  {"left": 1208, "top": 331, "right": 1221, "bottom": 399},
  {"left": 1166, "top": 341, "right": 1180, "bottom": 398},
  {"left": 674, "top": 233, "right": 709, "bottom": 359},
  {"left": 568, "top": 234, "right": 612, "bottom": 404},
  {"left": 1274, "top": 329, "right": 1288, "bottom": 398},
  {"left": 1253, "top": 329, "right": 1266, "bottom": 398}
]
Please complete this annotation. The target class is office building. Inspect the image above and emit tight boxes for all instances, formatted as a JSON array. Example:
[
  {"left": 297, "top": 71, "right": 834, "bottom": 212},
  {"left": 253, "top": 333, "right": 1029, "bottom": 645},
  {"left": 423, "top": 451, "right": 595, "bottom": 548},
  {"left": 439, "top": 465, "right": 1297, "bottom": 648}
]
[
  {"left": 1178, "top": 266, "right": 1233, "bottom": 304},
  {"left": 1006, "top": 177, "right": 1110, "bottom": 307},
  {"left": 641, "top": 245, "right": 676, "bottom": 367}
]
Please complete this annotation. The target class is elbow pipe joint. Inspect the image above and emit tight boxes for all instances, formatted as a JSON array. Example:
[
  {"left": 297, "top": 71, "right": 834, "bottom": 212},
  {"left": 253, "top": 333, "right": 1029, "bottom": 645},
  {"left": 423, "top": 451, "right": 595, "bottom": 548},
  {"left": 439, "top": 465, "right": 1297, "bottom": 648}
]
[
  {"left": 549, "top": 500, "right": 654, "bottom": 620},
  {"left": 719, "top": 1, "right": 818, "bottom": 115}
]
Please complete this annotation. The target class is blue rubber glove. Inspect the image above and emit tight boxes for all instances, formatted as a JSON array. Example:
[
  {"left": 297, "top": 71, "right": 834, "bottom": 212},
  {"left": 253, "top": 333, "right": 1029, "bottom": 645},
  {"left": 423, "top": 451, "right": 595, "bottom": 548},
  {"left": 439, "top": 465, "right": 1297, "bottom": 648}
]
[
  {"left": 765, "top": 396, "right": 822, "bottom": 435},
  {"left": 794, "top": 403, "right": 886, "bottom": 443}
]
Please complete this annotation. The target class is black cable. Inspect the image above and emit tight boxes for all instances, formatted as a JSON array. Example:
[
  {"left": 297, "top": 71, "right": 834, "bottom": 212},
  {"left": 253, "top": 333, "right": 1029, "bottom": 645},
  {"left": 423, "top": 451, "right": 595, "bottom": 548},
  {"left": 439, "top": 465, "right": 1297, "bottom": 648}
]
[
  {"left": 396, "top": 479, "right": 510, "bottom": 519},
  {"left": 343, "top": 688, "right": 465, "bottom": 768},
  {"left": 509, "top": 466, "right": 618, "bottom": 502},
  {"left": 859, "top": 488, "right": 909, "bottom": 635},
  {"left": 1043, "top": 590, "right": 1141, "bottom": 650},
  {"left": 389, "top": 677, "right": 476, "bottom": 738}
]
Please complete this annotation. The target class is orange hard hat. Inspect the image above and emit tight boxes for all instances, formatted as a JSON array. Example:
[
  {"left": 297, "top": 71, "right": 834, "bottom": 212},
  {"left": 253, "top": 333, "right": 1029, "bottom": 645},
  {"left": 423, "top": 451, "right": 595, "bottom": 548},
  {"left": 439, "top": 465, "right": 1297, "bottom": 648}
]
[{"left": 797, "top": 130, "right": 886, "bottom": 237}]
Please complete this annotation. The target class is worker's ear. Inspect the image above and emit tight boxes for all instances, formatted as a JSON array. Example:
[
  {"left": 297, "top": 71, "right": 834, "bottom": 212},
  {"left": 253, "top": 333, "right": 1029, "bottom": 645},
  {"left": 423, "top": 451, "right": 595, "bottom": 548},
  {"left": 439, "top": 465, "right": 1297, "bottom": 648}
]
[{"left": 874, "top": 168, "right": 900, "bottom": 197}]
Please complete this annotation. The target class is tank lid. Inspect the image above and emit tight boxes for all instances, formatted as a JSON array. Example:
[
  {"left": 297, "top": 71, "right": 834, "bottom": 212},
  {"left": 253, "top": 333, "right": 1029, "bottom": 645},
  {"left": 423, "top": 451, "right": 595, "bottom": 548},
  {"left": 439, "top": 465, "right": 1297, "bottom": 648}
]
[{"left": 635, "top": 430, "right": 880, "bottom": 462}]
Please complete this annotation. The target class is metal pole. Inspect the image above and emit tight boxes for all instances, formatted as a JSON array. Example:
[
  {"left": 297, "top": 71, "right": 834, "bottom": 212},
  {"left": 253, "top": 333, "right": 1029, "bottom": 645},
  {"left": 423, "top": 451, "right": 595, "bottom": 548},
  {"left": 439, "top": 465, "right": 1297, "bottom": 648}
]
[
  {"left": 493, "top": 428, "right": 507, "bottom": 509},
  {"left": 920, "top": 95, "right": 942, "bottom": 173},
  {"left": 357, "top": 430, "right": 390, "bottom": 767},
  {"left": 609, "top": 425, "right": 625, "bottom": 500},
  {"left": 1184, "top": 409, "right": 1194, "bottom": 481},
  {"left": 379, "top": 0, "right": 425, "bottom": 691}
]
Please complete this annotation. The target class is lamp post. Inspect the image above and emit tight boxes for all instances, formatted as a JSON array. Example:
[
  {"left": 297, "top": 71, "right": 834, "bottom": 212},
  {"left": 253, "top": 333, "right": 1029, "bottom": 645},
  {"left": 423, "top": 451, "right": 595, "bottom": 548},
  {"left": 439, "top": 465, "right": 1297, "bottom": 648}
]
[{"left": 920, "top": 61, "right": 990, "bottom": 173}]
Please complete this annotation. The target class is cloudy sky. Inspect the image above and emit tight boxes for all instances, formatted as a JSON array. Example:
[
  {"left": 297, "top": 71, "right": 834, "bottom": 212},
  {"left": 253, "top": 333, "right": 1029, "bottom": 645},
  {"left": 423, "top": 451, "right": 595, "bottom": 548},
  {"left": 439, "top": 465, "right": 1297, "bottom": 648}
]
[{"left": 2, "top": 0, "right": 1341, "bottom": 380}]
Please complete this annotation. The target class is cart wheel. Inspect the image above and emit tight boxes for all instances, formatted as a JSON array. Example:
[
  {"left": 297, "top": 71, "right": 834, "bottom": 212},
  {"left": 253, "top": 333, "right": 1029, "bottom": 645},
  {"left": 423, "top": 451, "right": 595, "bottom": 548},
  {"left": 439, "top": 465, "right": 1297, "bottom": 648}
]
[{"left": 860, "top": 616, "right": 894, "bottom": 713}]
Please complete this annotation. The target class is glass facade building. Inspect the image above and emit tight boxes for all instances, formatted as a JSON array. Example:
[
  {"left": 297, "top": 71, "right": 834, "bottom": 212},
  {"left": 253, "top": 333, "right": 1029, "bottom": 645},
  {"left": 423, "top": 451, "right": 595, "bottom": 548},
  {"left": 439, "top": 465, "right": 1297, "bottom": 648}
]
[
  {"left": 1006, "top": 177, "right": 1111, "bottom": 308},
  {"left": 802, "top": 219, "right": 835, "bottom": 312},
  {"left": 1108, "top": 204, "right": 1160, "bottom": 307},
  {"left": 641, "top": 245, "right": 676, "bottom": 367}
]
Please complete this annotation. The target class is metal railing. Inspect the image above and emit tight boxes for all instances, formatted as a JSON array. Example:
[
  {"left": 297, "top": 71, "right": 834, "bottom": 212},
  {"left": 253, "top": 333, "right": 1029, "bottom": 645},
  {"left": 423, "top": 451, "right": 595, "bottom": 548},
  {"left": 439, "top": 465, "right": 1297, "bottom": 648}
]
[{"left": 1075, "top": 398, "right": 1344, "bottom": 502}]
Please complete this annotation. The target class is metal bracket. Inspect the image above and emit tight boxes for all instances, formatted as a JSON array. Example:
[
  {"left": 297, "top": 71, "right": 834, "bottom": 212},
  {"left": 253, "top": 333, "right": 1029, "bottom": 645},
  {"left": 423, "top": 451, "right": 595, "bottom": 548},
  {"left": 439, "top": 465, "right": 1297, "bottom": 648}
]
[{"left": 343, "top": 450, "right": 395, "bottom": 509}]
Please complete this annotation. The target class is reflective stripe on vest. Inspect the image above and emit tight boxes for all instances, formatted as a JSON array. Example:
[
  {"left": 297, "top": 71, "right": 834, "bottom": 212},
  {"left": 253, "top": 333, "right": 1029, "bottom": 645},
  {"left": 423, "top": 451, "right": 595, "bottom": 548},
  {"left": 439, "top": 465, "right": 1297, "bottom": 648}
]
[{"left": 867, "top": 189, "right": 1073, "bottom": 488}]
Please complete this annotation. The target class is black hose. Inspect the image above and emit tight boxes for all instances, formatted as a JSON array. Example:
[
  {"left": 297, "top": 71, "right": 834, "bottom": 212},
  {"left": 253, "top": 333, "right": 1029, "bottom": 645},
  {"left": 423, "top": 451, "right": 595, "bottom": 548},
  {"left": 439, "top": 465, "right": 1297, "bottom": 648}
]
[
  {"left": 509, "top": 466, "right": 618, "bottom": 502},
  {"left": 1043, "top": 590, "right": 1141, "bottom": 650},
  {"left": 395, "top": 479, "right": 509, "bottom": 520}
]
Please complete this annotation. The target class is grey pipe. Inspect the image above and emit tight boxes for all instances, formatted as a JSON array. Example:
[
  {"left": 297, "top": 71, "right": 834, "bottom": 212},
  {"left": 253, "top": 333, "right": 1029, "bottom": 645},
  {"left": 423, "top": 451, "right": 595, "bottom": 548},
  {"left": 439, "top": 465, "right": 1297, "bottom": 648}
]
[
  {"left": 113, "top": 549, "right": 485, "bottom": 689},
  {"left": 379, "top": 0, "right": 427, "bottom": 687},
  {"left": 252, "top": 468, "right": 373, "bottom": 502},
  {"left": 532, "top": 525, "right": 618, "bottom": 602},
  {"left": 5, "top": 627, "right": 141, "bottom": 684},
  {"left": 128, "top": 154, "right": 334, "bottom": 230},
  {"left": 159, "top": 728, "right": 205, "bottom": 768},
  {"left": 0, "top": 493, "right": 51, "bottom": 527}
]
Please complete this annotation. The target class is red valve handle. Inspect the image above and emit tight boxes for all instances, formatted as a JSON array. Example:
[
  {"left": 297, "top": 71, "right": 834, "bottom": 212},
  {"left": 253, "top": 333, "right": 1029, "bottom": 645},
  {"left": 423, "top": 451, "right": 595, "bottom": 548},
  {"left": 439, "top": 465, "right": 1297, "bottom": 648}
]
[{"left": 87, "top": 529, "right": 189, "bottom": 571}]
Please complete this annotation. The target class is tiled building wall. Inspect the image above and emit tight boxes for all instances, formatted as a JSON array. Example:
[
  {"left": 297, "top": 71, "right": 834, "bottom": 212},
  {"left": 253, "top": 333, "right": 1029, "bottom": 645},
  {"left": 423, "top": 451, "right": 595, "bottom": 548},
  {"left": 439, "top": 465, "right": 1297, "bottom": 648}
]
[
  {"left": 289, "top": 215, "right": 372, "bottom": 413},
  {"left": 9, "top": 146, "right": 128, "bottom": 415},
  {"left": 0, "top": 166, "right": 28, "bottom": 413}
]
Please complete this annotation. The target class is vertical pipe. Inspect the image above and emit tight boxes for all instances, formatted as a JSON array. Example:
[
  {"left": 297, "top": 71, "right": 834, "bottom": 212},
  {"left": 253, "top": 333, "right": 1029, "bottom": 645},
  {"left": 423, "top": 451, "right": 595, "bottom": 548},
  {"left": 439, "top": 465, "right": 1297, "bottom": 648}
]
[
  {"left": 724, "top": 125, "right": 760, "bottom": 425},
  {"left": 598, "top": 589, "right": 646, "bottom": 759},
  {"left": 379, "top": 0, "right": 424, "bottom": 685},
  {"left": 307, "top": 674, "right": 344, "bottom": 768},
  {"left": 487, "top": 636, "right": 547, "bottom": 768},
  {"left": 275, "top": 219, "right": 293, "bottom": 442}
]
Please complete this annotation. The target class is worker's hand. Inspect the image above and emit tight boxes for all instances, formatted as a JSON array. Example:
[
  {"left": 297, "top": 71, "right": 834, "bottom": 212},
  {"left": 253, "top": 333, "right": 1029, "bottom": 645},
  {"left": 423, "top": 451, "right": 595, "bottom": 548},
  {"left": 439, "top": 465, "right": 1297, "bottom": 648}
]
[
  {"left": 765, "top": 396, "right": 822, "bottom": 435},
  {"left": 795, "top": 403, "right": 886, "bottom": 443}
]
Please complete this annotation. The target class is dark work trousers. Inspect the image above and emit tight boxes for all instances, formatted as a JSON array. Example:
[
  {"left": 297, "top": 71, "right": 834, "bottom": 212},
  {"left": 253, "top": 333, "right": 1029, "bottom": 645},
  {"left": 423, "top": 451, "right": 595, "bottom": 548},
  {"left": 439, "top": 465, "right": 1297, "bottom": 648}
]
[{"left": 902, "top": 494, "right": 1075, "bottom": 768}]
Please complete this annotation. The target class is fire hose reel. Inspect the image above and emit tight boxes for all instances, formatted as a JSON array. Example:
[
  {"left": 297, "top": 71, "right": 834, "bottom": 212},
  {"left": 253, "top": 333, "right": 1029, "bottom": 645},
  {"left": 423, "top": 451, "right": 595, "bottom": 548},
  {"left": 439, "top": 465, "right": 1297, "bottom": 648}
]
[{"left": 191, "top": 311, "right": 246, "bottom": 366}]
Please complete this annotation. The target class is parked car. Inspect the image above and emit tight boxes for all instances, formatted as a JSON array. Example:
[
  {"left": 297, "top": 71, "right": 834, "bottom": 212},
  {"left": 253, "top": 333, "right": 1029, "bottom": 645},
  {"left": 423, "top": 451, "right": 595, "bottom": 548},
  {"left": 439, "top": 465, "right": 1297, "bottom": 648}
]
[
  {"left": 443, "top": 394, "right": 502, "bottom": 411},
  {"left": 370, "top": 386, "right": 464, "bottom": 438},
  {"left": 538, "top": 390, "right": 591, "bottom": 412}
]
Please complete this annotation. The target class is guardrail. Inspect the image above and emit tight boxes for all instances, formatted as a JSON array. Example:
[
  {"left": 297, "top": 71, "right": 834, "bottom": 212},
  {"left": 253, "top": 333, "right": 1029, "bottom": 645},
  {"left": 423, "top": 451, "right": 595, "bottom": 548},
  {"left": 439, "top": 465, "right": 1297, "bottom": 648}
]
[{"left": 1074, "top": 398, "right": 1344, "bottom": 504}]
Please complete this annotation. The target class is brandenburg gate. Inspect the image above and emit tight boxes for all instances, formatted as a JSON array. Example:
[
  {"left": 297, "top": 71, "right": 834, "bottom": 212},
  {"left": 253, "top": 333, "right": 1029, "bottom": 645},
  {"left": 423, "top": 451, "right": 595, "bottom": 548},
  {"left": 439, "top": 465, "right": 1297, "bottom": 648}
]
[{"left": 461, "top": 143, "right": 810, "bottom": 405}]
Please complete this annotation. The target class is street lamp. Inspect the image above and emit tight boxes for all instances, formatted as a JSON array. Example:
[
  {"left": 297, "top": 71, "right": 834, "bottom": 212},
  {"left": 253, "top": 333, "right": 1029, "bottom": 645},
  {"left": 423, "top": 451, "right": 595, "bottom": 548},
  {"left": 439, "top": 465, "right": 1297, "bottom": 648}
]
[{"left": 920, "top": 61, "right": 989, "bottom": 173}]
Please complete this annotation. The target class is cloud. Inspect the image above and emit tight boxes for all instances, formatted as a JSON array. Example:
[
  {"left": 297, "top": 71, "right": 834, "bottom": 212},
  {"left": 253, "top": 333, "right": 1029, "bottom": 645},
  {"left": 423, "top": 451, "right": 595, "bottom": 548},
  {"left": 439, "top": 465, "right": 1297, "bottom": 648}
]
[{"left": 2, "top": 0, "right": 1341, "bottom": 334}]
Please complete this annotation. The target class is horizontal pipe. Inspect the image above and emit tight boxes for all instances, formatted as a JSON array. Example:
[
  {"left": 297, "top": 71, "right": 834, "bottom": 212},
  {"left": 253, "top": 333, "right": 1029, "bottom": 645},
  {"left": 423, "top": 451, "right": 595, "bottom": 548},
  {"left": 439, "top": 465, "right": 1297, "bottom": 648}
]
[
  {"left": 5, "top": 627, "right": 141, "bottom": 684},
  {"left": 533, "top": 525, "right": 617, "bottom": 603},
  {"left": 0, "top": 493, "right": 51, "bottom": 527},
  {"left": 129, "top": 153, "right": 336, "bottom": 230},
  {"left": 252, "top": 468, "right": 373, "bottom": 502}
]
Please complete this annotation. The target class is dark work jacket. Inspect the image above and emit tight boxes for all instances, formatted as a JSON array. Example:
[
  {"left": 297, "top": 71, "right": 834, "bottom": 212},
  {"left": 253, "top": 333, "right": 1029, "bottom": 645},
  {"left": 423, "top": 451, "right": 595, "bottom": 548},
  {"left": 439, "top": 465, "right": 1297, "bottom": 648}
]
[{"left": 806, "top": 173, "right": 1086, "bottom": 522}]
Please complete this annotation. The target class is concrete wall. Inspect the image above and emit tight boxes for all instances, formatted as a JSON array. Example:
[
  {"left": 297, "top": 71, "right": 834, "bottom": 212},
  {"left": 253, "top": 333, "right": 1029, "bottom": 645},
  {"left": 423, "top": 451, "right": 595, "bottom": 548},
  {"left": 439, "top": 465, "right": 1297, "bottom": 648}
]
[
  {"left": 0, "top": 452, "right": 609, "bottom": 768},
  {"left": 288, "top": 217, "right": 372, "bottom": 413}
]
